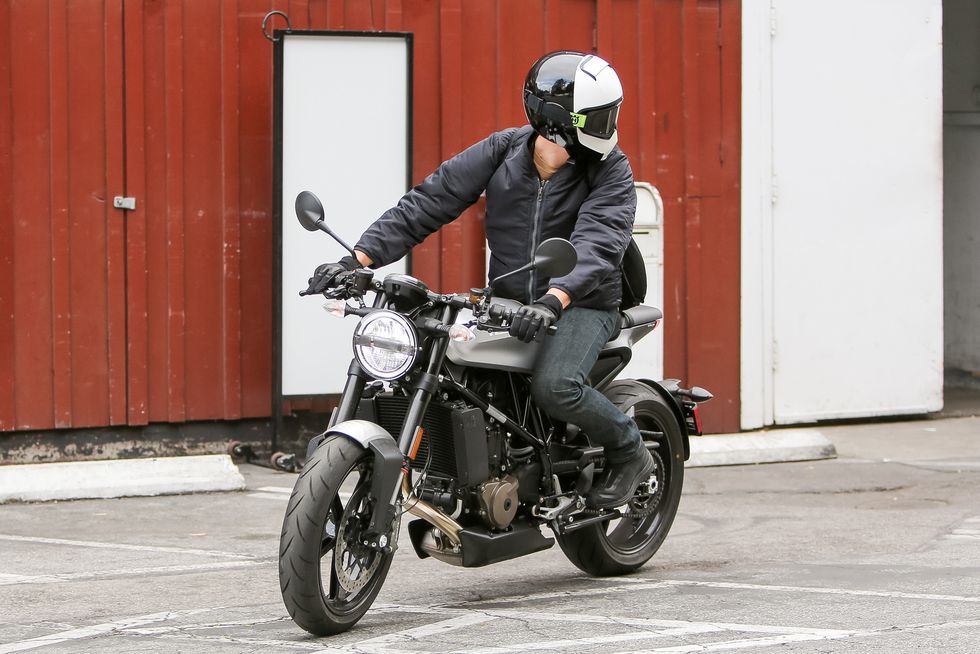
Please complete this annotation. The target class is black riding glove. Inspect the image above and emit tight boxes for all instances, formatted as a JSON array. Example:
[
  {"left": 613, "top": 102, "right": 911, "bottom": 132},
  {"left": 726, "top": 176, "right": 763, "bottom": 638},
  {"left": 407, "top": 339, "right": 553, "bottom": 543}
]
[
  {"left": 304, "top": 255, "right": 359, "bottom": 295},
  {"left": 509, "top": 294, "right": 564, "bottom": 343}
]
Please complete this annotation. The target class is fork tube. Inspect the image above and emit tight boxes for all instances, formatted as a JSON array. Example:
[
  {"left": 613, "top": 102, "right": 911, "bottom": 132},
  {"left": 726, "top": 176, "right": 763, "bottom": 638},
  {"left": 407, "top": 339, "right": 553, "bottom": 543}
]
[
  {"left": 330, "top": 360, "right": 368, "bottom": 427},
  {"left": 396, "top": 306, "right": 455, "bottom": 453}
]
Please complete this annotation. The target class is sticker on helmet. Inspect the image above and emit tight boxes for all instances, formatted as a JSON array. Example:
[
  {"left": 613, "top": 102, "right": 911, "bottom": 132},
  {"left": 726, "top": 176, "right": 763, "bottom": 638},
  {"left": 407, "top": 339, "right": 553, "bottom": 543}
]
[{"left": 570, "top": 112, "right": 587, "bottom": 128}]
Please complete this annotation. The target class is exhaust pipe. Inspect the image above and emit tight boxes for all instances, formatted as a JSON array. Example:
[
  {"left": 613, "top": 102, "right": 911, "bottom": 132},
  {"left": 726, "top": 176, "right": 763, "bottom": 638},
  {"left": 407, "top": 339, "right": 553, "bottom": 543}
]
[{"left": 400, "top": 474, "right": 462, "bottom": 546}]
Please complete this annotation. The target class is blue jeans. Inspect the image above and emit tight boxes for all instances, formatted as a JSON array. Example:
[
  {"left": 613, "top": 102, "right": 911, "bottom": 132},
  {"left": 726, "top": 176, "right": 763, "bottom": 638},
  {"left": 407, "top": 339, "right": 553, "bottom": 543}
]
[{"left": 531, "top": 307, "right": 645, "bottom": 465}]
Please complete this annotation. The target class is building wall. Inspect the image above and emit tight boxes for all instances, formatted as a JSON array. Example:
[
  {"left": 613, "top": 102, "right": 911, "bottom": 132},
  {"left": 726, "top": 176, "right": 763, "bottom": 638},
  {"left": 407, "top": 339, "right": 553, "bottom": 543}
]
[
  {"left": 944, "top": 0, "right": 980, "bottom": 380},
  {"left": 0, "top": 0, "right": 741, "bottom": 434}
]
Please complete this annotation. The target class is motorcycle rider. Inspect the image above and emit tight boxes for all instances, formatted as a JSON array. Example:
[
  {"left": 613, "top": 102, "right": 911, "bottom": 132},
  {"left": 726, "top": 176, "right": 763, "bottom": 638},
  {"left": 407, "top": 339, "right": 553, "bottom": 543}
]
[{"left": 307, "top": 51, "right": 653, "bottom": 509}]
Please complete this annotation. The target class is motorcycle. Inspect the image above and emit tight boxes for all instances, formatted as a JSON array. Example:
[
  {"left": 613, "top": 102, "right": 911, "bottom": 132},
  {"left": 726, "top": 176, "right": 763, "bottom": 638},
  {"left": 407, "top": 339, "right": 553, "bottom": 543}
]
[{"left": 278, "top": 191, "right": 712, "bottom": 636}]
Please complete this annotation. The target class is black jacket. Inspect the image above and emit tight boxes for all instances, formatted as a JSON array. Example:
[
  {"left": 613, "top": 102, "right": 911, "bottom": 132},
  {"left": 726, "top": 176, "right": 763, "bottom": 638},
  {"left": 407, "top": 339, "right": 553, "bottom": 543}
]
[{"left": 355, "top": 126, "right": 637, "bottom": 310}]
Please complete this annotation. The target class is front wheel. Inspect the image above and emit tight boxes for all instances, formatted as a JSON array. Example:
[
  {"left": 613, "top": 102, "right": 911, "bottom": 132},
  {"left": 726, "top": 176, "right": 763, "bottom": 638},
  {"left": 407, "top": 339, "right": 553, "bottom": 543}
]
[
  {"left": 557, "top": 380, "right": 685, "bottom": 576},
  {"left": 279, "top": 436, "right": 395, "bottom": 636}
]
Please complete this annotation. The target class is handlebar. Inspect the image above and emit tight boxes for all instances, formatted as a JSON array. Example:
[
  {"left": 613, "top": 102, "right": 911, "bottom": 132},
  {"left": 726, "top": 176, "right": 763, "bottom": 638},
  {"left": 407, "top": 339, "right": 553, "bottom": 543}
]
[{"left": 300, "top": 273, "right": 557, "bottom": 337}]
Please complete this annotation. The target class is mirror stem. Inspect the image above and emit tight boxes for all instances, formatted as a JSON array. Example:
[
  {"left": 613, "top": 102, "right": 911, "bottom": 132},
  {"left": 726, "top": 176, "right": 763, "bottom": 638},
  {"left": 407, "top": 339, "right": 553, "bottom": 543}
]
[{"left": 316, "top": 220, "right": 357, "bottom": 257}]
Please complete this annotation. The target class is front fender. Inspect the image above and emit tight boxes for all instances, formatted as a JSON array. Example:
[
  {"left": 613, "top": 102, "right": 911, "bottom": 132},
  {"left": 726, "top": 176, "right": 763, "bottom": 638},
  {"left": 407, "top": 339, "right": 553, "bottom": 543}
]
[{"left": 312, "top": 420, "right": 404, "bottom": 536}]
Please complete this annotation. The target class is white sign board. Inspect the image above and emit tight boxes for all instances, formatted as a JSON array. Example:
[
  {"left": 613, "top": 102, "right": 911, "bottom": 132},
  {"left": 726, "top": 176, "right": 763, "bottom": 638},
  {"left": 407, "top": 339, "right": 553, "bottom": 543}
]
[
  {"left": 277, "top": 33, "right": 410, "bottom": 396},
  {"left": 622, "top": 183, "right": 665, "bottom": 381}
]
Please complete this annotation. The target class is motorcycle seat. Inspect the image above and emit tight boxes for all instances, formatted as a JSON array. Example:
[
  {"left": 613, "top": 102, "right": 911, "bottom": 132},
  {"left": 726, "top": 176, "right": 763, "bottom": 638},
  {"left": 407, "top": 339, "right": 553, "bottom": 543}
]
[
  {"left": 620, "top": 305, "right": 663, "bottom": 328},
  {"left": 607, "top": 304, "right": 663, "bottom": 342}
]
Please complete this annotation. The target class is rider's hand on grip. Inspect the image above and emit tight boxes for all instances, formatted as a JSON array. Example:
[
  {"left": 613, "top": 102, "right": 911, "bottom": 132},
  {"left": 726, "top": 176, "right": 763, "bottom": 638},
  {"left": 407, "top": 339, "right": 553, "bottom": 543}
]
[
  {"left": 508, "top": 294, "right": 563, "bottom": 343},
  {"left": 303, "top": 255, "right": 359, "bottom": 296}
]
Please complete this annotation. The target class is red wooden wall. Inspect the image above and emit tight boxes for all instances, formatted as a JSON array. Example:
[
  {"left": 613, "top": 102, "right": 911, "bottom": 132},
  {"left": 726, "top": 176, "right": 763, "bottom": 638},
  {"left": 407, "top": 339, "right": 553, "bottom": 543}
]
[{"left": 0, "top": 0, "right": 740, "bottom": 434}]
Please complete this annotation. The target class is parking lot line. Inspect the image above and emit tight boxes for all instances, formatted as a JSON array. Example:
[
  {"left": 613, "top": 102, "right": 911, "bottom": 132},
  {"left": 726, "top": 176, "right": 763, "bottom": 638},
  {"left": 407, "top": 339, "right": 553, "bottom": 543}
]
[
  {"left": 0, "top": 560, "right": 270, "bottom": 586},
  {"left": 659, "top": 579, "right": 980, "bottom": 603},
  {"left": 0, "top": 609, "right": 214, "bottom": 654},
  {"left": 0, "top": 534, "right": 255, "bottom": 559}
]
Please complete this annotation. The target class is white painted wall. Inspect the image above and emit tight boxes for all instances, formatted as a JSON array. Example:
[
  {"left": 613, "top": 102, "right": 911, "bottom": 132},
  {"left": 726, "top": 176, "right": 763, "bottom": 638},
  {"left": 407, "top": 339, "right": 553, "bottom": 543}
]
[
  {"left": 742, "top": 0, "right": 944, "bottom": 427},
  {"left": 944, "top": 0, "right": 980, "bottom": 380}
]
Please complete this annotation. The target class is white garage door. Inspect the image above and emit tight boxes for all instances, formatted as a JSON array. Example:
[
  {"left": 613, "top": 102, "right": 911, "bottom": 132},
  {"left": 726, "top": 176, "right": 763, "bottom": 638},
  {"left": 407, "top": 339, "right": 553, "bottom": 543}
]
[{"left": 769, "top": 0, "right": 943, "bottom": 422}]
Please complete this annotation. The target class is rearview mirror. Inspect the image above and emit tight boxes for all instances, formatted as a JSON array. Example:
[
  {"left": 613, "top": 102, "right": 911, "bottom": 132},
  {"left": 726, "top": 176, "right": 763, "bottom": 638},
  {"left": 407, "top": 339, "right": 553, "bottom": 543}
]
[
  {"left": 533, "top": 238, "right": 577, "bottom": 278},
  {"left": 293, "top": 191, "right": 357, "bottom": 256},
  {"left": 295, "top": 190, "right": 326, "bottom": 231}
]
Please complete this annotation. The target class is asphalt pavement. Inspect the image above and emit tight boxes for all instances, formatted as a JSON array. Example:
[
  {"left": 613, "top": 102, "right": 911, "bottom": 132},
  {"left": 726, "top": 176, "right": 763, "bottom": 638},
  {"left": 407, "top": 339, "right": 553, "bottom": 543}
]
[{"left": 1, "top": 414, "right": 979, "bottom": 653}]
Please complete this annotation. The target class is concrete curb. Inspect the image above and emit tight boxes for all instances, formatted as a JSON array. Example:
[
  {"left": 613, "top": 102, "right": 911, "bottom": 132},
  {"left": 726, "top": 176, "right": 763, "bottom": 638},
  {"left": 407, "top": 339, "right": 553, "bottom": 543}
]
[
  {"left": 688, "top": 428, "right": 837, "bottom": 468},
  {"left": 0, "top": 455, "right": 246, "bottom": 503}
]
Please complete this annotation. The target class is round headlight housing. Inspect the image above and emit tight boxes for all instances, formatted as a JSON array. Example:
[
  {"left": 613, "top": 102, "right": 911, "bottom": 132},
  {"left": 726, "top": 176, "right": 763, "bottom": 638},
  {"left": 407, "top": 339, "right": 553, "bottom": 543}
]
[{"left": 352, "top": 310, "right": 418, "bottom": 380}]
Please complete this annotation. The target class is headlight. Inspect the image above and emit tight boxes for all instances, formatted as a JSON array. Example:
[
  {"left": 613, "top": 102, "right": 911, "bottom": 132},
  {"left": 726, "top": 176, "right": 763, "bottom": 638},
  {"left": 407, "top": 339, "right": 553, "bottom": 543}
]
[{"left": 352, "top": 311, "right": 418, "bottom": 380}]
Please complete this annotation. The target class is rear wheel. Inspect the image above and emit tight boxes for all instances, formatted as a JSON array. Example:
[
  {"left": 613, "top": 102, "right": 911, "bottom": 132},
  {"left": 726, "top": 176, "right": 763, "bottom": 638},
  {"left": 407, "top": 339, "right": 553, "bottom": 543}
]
[
  {"left": 279, "top": 436, "right": 395, "bottom": 635},
  {"left": 557, "top": 380, "right": 685, "bottom": 576}
]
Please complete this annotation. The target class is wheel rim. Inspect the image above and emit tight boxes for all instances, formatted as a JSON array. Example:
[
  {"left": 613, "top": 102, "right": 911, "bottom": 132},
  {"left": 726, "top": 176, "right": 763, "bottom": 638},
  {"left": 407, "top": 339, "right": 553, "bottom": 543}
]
[
  {"left": 598, "top": 410, "right": 677, "bottom": 555},
  {"left": 318, "top": 465, "right": 388, "bottom": 614}
]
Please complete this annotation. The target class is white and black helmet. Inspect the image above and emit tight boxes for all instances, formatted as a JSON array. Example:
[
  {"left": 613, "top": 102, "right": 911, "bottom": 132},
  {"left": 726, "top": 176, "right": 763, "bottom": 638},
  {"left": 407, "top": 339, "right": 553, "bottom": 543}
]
[{"left": 523, "top": 51, "right": 624, "bottom": 159}]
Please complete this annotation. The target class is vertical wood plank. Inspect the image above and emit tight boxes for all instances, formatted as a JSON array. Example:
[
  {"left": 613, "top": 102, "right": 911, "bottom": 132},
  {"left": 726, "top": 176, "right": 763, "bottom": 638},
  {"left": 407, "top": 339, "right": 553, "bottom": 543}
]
[
  {"left": 595, "top": 0, "right": 614, "bottom": 55},
  {"left": 104, "top": 0, "right": 127, "bottom": 425},
  {"left": 164, "top": 0, "right": 187, "bottom": 422},
  {"left": 182, "top": 0, "right": 224, "bottom": 420},
  {"left": 65, "top": 0, "right": 113, "bottom": 427},
  {"left": 544, "top": 0, "right": 562, "bottom": 52},
  {"left": 681, "top": 0, "right": 704, "bottom": 405},
  {"left": 635, "top": 0, "right": 657, "bottom": 183},
  {"left": 402, "top": 0, "right": 442, "bottom": 285},
  {"left": 698, "top": 0, "right": 741, "bottom": 432},
  {"left": 125, "top": 0, "right": 149, "bottom": 425},
  {"left": 48, "top": 0, "right": 72, "bottom": 427},
  {"left": 384, "top": 0, "right": 403, "bottom": 30},
  {"left": 438, "top": 0, "right": 464, "bottom": 293},
  {"left": 652, "top": 0, "right": 688, "bottom": 385},
  {"left": 0, "top": 0, "right": 15, "bottom": 429},
  {"left": 238, "top": 0, "right": 275, "bottom": 417},
  {"left": 142, "top": 0, "right": 171, "bottom": 423},
  {"left": 10, "top": 0, "right": 55, "bottom": 430},
  {"left": 221, "top": 0, "right": 243, "bottom": 419}
]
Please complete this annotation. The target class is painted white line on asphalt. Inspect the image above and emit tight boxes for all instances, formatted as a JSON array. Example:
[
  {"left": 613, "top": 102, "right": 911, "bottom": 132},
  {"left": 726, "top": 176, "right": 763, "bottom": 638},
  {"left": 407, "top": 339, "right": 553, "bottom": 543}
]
[
  {"left": 153, "top": 633, "right": 326, "bottom": 650},
  {"left": 623, "top": 617, "right": 980, "bottom": 653},
  {"left": 328, "top": 614, "right": 499, "bottom": 654},
  {"left": 256, "top": 486, "right": 293, "bottom": 494},
  {"left": 454, "top": 630, "right": 690, "bottom": 654},
  {"left": 0, "top": 560, "right": 269, "bottom": 586},
  {"left": 619, "top": 631, "right": 854, "bottom": 653},
  {"left": 378, "top": 605, "right": 850, "bottom": 635},
  {"left": 660, "top": 579, "right": 980, "bottom": 603},
  {"left": 587, "top": 577, "right": 980, "bottom": 603},
  {"left": 0, "top": 534, "right": 255, "bottom": 559},
  {"left": 947, "top": 533, "right": 980, "bottom": 540},
  {"left": 0, "top": 609, "right": 213, "bottom": 654},
  {"left": 122, "top": 615, "right": 292, "bottom": 634},
  {"left": 247, "top": 492, "right": 290, "bottom": 501}
]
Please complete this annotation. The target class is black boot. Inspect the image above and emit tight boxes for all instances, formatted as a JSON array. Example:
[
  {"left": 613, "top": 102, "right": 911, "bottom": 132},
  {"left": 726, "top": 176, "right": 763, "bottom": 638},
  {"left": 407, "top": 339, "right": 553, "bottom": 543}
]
[{"left": 586, "top": 449, "right": 655, "bottom": 509}]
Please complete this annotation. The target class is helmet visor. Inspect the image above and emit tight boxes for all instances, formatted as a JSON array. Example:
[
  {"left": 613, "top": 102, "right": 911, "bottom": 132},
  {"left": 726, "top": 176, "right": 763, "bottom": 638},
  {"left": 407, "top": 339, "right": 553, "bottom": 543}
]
[{"left": 571, "top": 102, "right": 621, "bottom": 139}]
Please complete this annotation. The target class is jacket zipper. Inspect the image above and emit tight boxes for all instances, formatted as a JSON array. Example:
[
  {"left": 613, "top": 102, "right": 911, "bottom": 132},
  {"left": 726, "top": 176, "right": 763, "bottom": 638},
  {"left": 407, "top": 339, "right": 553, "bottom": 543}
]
[{"left": 527, "top": 179, "right": 548, "bottom": 302}]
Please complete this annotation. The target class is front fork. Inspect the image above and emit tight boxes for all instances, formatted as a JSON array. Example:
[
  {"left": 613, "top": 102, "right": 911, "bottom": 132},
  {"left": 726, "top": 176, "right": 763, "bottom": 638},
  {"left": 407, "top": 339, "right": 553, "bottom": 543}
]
[{"left": 315, "top": 305, "right": 460, "bottom": 544}]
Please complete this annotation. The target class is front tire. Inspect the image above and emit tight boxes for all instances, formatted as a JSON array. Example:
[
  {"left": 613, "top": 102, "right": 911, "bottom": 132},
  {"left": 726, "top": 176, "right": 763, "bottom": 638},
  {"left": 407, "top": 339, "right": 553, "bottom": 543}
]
[
  {"left": 557, "top": 380, "right": 685, "bottom": 576},
  {"left": 279, "top": 436, "right": 395, "bottom": 636}
]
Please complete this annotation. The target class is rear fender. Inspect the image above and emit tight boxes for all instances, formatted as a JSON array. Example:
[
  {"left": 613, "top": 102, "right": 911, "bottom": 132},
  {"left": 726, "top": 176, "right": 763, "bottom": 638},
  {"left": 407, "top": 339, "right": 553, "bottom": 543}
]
[
  {"left": 634, "top": 379, "right": 691, "bottom": 461},
  {"left": 310, "top": 420, "right": 404, "bottom": 537}
]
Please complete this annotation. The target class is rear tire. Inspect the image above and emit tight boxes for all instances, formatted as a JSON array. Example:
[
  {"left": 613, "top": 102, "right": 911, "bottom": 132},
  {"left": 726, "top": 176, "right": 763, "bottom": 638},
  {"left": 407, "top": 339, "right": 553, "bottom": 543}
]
[
  {"left": 557, "top": 380, "right": 685, "bottom": 576},
  {"left": 279, "top": 436, "right": 395, "bottom": 635}
]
